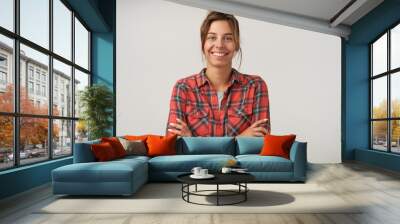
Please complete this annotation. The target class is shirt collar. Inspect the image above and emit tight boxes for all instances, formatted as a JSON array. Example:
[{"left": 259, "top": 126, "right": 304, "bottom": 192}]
[{"left": 196, "top": 68, "right": 241, "bottom": 88}]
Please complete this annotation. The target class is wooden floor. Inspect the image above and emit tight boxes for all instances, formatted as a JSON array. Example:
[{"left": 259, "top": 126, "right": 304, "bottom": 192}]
[{"left": 1, "top": 162, "right": 400, "bottom": 224}]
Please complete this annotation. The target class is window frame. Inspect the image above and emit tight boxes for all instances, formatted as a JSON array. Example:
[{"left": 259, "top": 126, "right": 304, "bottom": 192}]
[
  {"left": 370, "top": 20, "right": 400, "bottom": 154},
  {"left": 0, "top": 0, "right": 92, "bottom": 171}
]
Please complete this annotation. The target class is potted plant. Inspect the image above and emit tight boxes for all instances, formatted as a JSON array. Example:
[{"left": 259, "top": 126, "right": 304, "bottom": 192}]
[{"left": 79, "top": 84, "right": 113, "bottom": 140}]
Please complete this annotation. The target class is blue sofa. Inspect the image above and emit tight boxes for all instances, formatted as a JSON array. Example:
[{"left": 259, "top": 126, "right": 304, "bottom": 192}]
[{"left": 52, "top": 137, "right": 307, "bottom": 196}]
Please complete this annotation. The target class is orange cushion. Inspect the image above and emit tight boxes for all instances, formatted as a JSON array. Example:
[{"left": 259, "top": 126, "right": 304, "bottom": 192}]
[
  {"left": 260, "top": 134, "right": 296, "bottom": 159},
  {"left": 124, "top": 135, "right": 149, "bottom": 142},
  {"left": 91, "top": 142, "right": 117, "bottom": 161},
  {"left": 146, "top": 134, "right": 177, "bottom": 157},
  {"left": 101, "top": 137, "right": 127, "bottom": 158}
]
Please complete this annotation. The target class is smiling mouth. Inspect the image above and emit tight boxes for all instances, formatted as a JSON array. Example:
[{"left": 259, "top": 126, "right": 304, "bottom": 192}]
[{"left": 211, "top": 52, "right": 228, "bottom": 57}]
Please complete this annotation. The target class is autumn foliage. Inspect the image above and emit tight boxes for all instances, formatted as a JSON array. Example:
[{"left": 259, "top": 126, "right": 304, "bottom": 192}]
[
  {"left": 372, "top": 99, "right": 400, "bottom": 142},
  {"left": 0, "top": 84, "right": 59, "bottom": 150}
]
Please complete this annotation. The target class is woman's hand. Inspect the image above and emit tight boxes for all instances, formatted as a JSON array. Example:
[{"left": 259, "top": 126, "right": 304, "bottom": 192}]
[
  {"left": 238, "top": 119, "right": 269, "bottom": 137},
  {"left": 168, "top": 118, "right": 192, "bottom": 137}
]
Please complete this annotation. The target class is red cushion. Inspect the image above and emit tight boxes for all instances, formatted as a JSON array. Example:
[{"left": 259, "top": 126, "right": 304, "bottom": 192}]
[
  {"left": 146, "top": 134, "right": 177, "bottom": 157},
  {"left": 91, "top": 142, "right": 117, "bottom": 161},
  {"left": 101, "top": 137, "right": 127, "bottom": 158},
  {"left": 260, "top": 134, "right": 296, "bottom": 159}
]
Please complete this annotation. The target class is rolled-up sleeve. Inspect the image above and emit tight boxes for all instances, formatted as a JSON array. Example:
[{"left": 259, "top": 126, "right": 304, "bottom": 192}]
[
  {"left": 166, "top": 81, "right": 188, "bottom": 136},
  {"left": 252, "top": 77, "right": 271, "bottom": 134}
]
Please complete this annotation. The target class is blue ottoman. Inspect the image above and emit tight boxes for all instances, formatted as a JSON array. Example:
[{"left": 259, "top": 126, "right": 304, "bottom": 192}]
[{"left": 52, "top": 157, "right": 148, "bottom": 196}]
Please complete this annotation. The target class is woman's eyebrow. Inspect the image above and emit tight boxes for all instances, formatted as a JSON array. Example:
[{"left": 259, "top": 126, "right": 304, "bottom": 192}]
[{"left": 207, "top": 32, "right": 233, "bottom": 35}]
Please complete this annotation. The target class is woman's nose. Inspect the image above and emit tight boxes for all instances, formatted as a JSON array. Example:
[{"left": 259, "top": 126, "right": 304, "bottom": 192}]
[{"left": 215, "top": 38, "right": 224, "bottom": 48}]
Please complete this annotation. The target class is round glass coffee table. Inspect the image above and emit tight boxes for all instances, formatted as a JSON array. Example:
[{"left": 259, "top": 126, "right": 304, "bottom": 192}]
[{"left": 177, "top": 173, "right": 255, "bottom": 206}]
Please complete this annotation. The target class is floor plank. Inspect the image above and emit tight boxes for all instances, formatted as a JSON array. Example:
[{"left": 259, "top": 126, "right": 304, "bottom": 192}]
[{"left": 1, "top": 162, "right": 400, "bottom": 224}]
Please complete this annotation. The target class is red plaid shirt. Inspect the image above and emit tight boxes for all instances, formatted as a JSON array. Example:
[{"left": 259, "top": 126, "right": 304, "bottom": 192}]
[{"left": 166, "top": 69, "right": 270, "bottom": 136}]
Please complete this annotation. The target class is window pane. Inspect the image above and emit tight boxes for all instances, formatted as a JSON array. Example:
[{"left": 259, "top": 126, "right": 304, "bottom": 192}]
[
  {"left": 372, "top": 121, "right": 387, "bottom": 151},
  {"left": 53, "top": 59, "right": 72, "bottom": 117},
  {"left": 372, "top": 33, "right": 387, "bottom": 76},
  {"left": 391, "top": 24, "right": 400, "bottom": 70},
  {"left": 74, "top": 69, "right": 89, "bottom": 118},
  {"left": 53, "top": 0, "right": 72, "bottom": 60},
  {"left": 0, "top": 34, "right": 14, "bottom": 112},
  {"left": 20, "top": 117, "right": 49, "bottom": 165},
  {"left": 75, "top": 120, "right": 88, "bottom": 143},
  {"left": 391, "top": 120, "right": 400, "bottom": 153},
  {"left": 75, "top": 17, "right": 89, "bottom": 70},
  {"left": 0, "top": 116, "right": 13, "bottom": 170},
  {"left": 372, "top": 77, "right": 387, "bottom": 119},
  {"left": 20, "top": 0, "right": 49, "bottom": 49},
  {"left": 0, "top": 0, "right": 13, "bottom": 31},
  {"left": 20, "top": 44, "right": 49, "bottom": 115},
  {"left": 391, "top": 72, "right": 400, "bottom": 117},
  {"left": 53, "top": 119, "right": 72, "bottom": 157}
]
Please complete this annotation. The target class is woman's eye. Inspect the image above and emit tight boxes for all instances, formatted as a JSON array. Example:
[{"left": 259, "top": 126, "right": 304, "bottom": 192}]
[
  {"left": 207, "top": 36, "right": 216, "bottom": 41},
  {"left": 224, "top": 36, "right": 233, "bottom": 41}
]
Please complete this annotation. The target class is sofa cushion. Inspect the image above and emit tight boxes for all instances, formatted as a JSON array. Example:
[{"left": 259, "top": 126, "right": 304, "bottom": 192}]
[
  {"left": 236, "top": 137, "right": 263, "bottom": 155},
  {"left": 177, "top": 137, "right": 235, "bottom": 155},
  {"left": 53, "top": 159, "right": 147, "bottom": 183},
  {"left": 236, "top": 155, "right": 293, "bottom": 172},
  {"left": 91, "top": 142, "right": 118, "bottom": 161},
  {"left": 148, "top": 154, "right": 235, "bottom": 172},
  {"left": 147, "top": 135, "right": 177, "bottom": 157},
  {"left": 260, "top": 134, "right": 296, "bottom": 159},
  {"left": 101, "top": 137, "right": 127, "bottom": 158}
]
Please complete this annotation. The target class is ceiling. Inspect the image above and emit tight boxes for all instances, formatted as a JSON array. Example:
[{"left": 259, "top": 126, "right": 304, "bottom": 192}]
[{"left": 166, "top": 0, "right": 384, "bottom": 38}]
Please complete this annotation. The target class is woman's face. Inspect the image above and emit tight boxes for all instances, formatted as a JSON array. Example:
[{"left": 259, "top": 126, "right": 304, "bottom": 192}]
[{"left": 203, "top": 20, "right": 236, "bottom": 69}]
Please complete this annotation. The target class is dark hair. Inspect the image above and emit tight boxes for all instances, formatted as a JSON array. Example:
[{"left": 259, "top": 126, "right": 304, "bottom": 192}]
[{"left": 200, "top": 11, "right": 242, "bottom": 68}]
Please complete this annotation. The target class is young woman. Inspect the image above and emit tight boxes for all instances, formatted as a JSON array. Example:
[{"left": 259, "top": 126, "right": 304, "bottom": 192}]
[{"left": 167, "top": 11, "right": 270, "bottom": 137}]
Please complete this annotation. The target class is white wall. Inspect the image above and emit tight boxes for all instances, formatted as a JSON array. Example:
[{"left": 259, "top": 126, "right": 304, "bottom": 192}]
[{"left": 117, "top": 0, "right": 341, "bottom": 163}]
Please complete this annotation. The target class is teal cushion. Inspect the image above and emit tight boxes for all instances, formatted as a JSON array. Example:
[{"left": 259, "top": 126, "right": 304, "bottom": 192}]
[
  {"left": 52, "top": 159, "right": 147, "bottom": 183},
  {"left": 148, "top": 154, "right": 235, "bottom": 172},
  {"left": 236, "top": 137, "right": 264, "bottom": 155},
  {"left": 177, "top": 137, "right": 235, "bottom": 155},
  {"left": 236, "top": 155, "right": 293, "bottom": 172}
]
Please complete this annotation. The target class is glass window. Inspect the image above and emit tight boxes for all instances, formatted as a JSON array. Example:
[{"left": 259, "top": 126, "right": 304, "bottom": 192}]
[
  {"left": 371, "top": 24, "right": 400, "bottom": 154},
  {"left": 53, "top": 119, "right": 72, "bottom": 158},
  {"left": 392, "top": 24, "right": 400, "bottom": 70},
  {"left": 372, "top": 33, "right": 387, "bottom": 76},
  {"left": 20, "top": 44, "right": 49, "bottom": 115},
  {"left": 391, "top": 120, "right": 400, "bottom": 153},
  {"left": 0, "top": 0, "right": 92, "bottom": 170},
  {"left": 0, "top": 0, "right": 14, "bottom": 31},
  {"left": 74, "top": 18, "right": 89, "bottom": 70},
  {"left": 0, "top": 116, "right": 13, "bottom": 170},
  {"left": 391, "top": 72, "right": 400, "bottom": 117},
  {"left": 53, "top": 0, "right": 72, "bottom": 60},
  {"left": 53, "top": 59, "right": 71, "bottom": 117},
  {"left": 0, "top": 34, "right": 13, "bottom": 113},
  {"left": 74, "top": 69, "right": 89, "bottom": 118},
  {"left": 19, "top": 117, "right": 49, "bottom": 165},
  {"left": 28, "top": 81, "right": 34, "bottom": 93},
  {"left": 372, "top": 121, "right": 388, "bottom": 151},
  {"left": 75, "top": 120, "right": 88, "bottom": 143},
  {"left": 372, "top": 77, "right": 387, "bottom": 119},
  {"left": 20, "top": 0, "right": 49, "bottom": 49}
]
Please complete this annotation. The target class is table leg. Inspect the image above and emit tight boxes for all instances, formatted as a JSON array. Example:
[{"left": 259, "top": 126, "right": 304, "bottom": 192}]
[
  {"left": 245, "top": 183, "right": 247, "bottom": 201},
  {"left": 217, "top": 184, "right": 219, "bottom": 206},
  {"left": 195, "top": 184, "right": 197, "bottom": 192}
]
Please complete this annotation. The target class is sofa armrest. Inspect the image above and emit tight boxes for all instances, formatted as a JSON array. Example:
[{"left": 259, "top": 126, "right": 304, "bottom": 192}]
[
  {"left": 73, "top": 140, "right": 100, "bottom": 163},
  {"left": 289, "top": 141, "right": 307, "bottom": 181}
]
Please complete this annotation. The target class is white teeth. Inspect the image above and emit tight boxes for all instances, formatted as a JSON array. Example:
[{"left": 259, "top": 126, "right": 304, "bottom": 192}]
[{"left": 212, "top": 52, "right": 226, "bottom": 56}]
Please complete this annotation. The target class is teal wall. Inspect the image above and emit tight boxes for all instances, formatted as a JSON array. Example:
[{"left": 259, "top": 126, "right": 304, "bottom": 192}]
[
  {"left": 0, "top": 0, "right": 116, "bottom": 200},
  {"left": 344, "top": 0, "right": 400, "bottom": 171}
]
